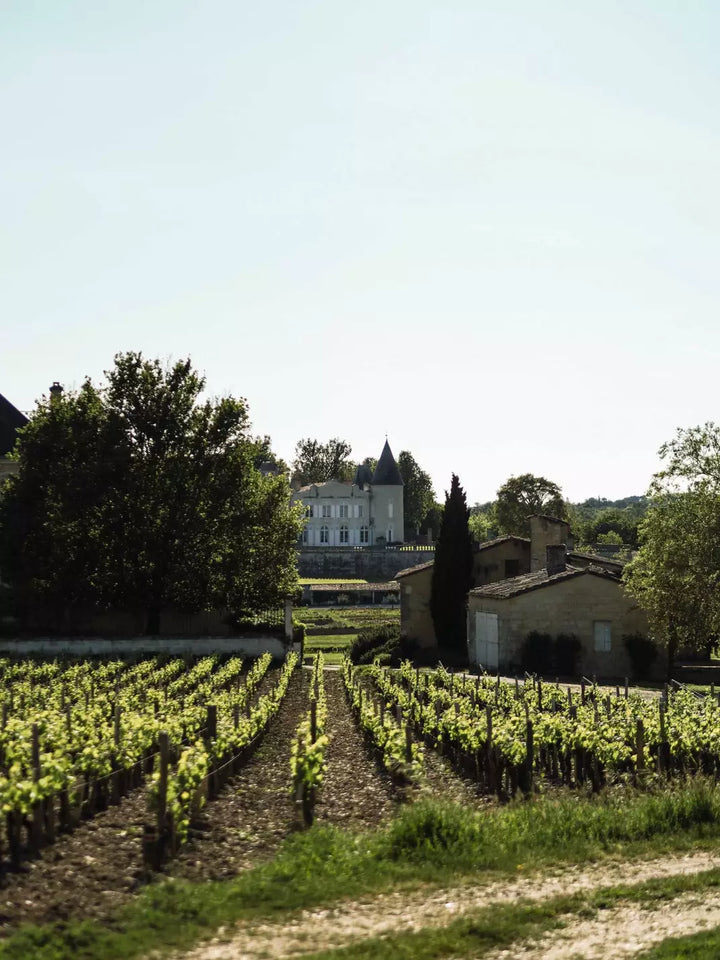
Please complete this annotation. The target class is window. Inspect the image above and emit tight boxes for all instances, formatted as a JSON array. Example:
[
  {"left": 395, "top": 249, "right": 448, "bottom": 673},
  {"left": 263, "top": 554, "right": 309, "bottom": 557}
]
[
  {"left": 360, "top": 525, "right": 369, "bottom": 544},
  {"left": 358, "top": 505, "right": 363, "bottom": 518},
  {"left": 388, "top": 501, "right": 394, "bottom": 519},
  {"left": 320, "top": 525, "right": 329, "bottom": 544},
  {"left": 387, "top": 527, "right": 393, "bottom": 543},
  {"left": 339, "top": 504, "right": 349, "bottom": 519},
  {"left": 594, "top": 621, "right": 611, "bottom": 653},
  {"left": 305, "top": 505, "right": 314, "bottom": 519},
  {"left": 321, "top": 504, "right": 332, "bottom": 518},
  {"left": 302, "top": 527, "right": 308, "bottom": 544},
  {"left": 339, "top": 525, "right": 349, "bottom": 544}
]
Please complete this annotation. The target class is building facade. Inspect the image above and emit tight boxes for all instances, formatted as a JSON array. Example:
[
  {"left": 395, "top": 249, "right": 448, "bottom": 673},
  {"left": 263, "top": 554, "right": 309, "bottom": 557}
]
[{"left": 291, "top": 440, "right": 404, "bottom": 547}]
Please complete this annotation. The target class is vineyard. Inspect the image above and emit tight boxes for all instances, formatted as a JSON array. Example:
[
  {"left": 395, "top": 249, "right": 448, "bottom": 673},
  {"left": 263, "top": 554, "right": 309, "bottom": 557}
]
[{"left": 4, "top": 653, "right": 720, "bottom": 950}]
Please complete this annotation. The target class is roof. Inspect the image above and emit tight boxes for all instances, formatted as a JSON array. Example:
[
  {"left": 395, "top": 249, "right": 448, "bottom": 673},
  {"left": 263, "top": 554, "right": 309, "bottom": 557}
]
[
  {"left": 476, "top": 534, "right": 530, "bottom": 550},
  {"left": 304, "top": 581, "right": 398, "bottom": 592},
  {"left": 568, "top": 551, "right": 624, "bottom": 570},
  {"left": 395, "top": 535, "right": 530, "bottom": 580},
  {"left": 469, "top": 563, "right": 620, "bottom": 600},
  {"left": 0, "top": 393, "right": 28, "bottom": 457},
  {"left": 395, "top": 560, "right": 435, "bottom": 579},
  {"left": 371, "top": 440, "right": 403, "bottom": 486},
  {"left": 292, "top": 479, "right": 354, "bottom": 496}
]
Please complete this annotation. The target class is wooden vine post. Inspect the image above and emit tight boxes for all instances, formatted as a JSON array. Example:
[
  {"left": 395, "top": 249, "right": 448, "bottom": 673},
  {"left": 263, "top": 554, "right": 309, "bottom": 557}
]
[
  {"left": 30, "top": 723, "right": 45, "bottom": 852},
  {"left": 485, "top": 704, "right": 497, "bottom": 795},
  {"left": 636, "top": 719, "right": 645, "bottom": 775}
]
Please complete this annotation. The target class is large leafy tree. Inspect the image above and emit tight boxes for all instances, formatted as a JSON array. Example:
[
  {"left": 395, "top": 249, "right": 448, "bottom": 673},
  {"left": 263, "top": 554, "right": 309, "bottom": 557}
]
[
  {"left": 624, "top": 423, "right": 720, "bottom": 670},
  {"left": 397, "top": 450, "right": 435, "bottom": 539},
  {"left": 290, "top": 437, "right": 354, "bottom": 486},
  {"left": 0, "top": 352, "right": 301, "bottom": 634},
  {"left": 469, "top": 501, "right": 500, "bottom": 543},
  {"left": 495, "top": 473, "right": 568, "bottom": 538},
  {"left": 429, "top": 474, "right": 474, "bottom": 662}
]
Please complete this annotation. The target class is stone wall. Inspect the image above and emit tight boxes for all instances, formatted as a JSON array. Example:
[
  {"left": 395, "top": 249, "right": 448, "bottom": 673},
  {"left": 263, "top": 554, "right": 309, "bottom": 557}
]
[
  {"left": 298, "top": 547, "right": 434, "bottom": 581},
  {"left": 0, "top": 635, "right": 291, "bottom": 658},
  {"left": 467, "top": 573, "right": 652, "bottom": 680}
]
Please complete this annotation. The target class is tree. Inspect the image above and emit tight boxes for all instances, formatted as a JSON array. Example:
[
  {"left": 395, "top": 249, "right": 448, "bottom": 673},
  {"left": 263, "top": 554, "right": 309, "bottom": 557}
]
[
  {"left": 397, "top": 450, "right": 435, "bottom": 539},
  {"left": 0, "top": 352, "right": 301, "bottom": 634},
  {"left": 576, "top": 506, "right": 643, "bottom": 548},
  {"left": 419, "top": 501, "right": 443, "bottom": 540},
  {"left": 495, "top": 474, "right": 568, "bottom": 538},
  {"left": 429, "top": 474, "right": 474, "bottom": 662},
  {"left": 469, "top": 501, "right": 500, "bottom": 543},
  {"left": 291, "top": 437, "right": 354, "bottom": 486},
  {"left": 624, "top": 423, "right": 720, "bottom": 671}
]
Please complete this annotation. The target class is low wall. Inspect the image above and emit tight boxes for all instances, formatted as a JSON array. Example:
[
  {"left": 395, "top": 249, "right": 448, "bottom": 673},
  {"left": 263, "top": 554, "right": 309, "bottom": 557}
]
[
  {"left": 0, "top": 635, "right": 290, "bottom": 658},
  {"left": 298, "top": 547, "right": 434, "bottom": 581}
]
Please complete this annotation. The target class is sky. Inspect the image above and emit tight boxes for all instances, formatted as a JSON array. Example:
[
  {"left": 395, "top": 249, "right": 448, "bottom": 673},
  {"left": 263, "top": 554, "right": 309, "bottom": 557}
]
[{"left": 2, "top": 1, "right": 720, "bottom": 506}]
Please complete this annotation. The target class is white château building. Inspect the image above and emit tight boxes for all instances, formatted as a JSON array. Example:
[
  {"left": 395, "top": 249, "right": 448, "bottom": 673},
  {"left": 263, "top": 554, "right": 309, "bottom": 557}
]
[{"left": 292, "top": 440, "right": 404, "bottom": 547}]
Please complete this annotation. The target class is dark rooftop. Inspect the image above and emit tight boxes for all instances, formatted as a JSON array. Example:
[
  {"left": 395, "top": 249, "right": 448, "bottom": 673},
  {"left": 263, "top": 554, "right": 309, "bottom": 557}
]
[
  {"left": 371, "top": 440, "right": 403, "bottom": 486},
  {"left": 0, "top": 393, "right": 28, "bottom": 457},
  {"left": 469, "top": 563, "right": 620, "bottom": 600}
]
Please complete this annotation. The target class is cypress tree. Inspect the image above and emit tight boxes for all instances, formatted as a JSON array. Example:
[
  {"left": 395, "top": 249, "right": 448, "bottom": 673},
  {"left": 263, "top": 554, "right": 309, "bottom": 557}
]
[{"left": 429, "top": 473, "right": 474, "bottom": 663}]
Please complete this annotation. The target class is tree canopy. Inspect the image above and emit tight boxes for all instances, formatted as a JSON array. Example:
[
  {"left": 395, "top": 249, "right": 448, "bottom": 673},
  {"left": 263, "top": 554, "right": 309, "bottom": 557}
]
[
  {"left": 397, "top": 450, "right": 435, "bottom": 539},
  {"left": 624, "top": 423, "right": 720, "bottom": 667},
  {"left": 429, "top": 474, "right": 474, "bottom": 662},
  {"left": 291, "top": 437, "right": 355, "bottom": 486},
  {"left": 0, "top": 352, "right": 301, "bottom": 634},
  {"left": 495, "top": 474, "right": 568, "bottom": 538}
]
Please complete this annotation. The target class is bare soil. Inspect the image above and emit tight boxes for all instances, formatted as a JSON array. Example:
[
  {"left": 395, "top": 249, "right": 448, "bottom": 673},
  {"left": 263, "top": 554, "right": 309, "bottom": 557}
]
[{"left": 313, "top": 671, "right": 397, "bottom": 830}]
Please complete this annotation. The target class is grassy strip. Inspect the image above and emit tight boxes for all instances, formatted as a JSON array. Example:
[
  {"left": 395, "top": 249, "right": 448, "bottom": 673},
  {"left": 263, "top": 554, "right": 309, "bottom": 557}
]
[
  {"left": 301, "top": 609, "right": 400, "bottom": 630},
  {"left": 305, "top": 634, "right": 357, "bottom": 652},
  {"left": 7, "top": 784, "right": 720, "bottom": 960},
  {"left": 281, "top": 870, "right": 720, "bottom": 960},
  {"left": 639, "top": 927, "right": 720, "bottom": 958}
]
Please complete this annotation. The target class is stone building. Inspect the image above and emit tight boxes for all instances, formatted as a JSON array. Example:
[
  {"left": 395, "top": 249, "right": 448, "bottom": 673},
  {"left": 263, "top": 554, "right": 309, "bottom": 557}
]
[
  {"left": 292, "top": 440, "right": 404, "bottom": 547},
  {"left": 396, "top": 513, "right": 633, "bottom": 660},
  {"left": 396, "top": 535, "right": 532, "bottom": 651},
  {"left": 467, "top": 545, "right": 648, "bottom": 679}
]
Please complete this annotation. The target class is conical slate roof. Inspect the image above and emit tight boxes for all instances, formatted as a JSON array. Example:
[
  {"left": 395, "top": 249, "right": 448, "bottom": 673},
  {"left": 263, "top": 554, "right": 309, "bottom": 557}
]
[{"left": 371, "top": 440, "right": 403, "bottom": 486}]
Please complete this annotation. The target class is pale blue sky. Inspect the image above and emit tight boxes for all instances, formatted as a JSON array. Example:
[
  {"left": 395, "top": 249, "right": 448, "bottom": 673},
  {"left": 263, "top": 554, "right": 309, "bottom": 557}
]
[{"left": 2, "top": 1, "right": 720, "bottom": 504}]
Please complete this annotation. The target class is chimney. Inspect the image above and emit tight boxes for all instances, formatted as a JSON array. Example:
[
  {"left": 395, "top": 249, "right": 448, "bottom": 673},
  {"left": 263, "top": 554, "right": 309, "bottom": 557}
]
[
  {"left": 530, "top": 514, "right": 572, "bottom": 571},
  {"left": 546, "top": 543, "right": 567, "bottom": 576},
  {"left": 49, "top": 382, "right": 64, "bottom": 401}
]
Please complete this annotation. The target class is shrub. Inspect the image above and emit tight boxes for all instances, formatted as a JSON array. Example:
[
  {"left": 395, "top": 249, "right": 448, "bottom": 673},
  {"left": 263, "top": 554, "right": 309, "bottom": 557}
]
[
  {"left": 520, "top": 631, "right": 553, "bottom": 675},
  {"left": 554, "top": 633, "right": 582, "bottom": 676},
  {"left": 623, "top": 632, "right": 658, "bottom": 679},
  {"left": 349, "top": 625, "right": 417, "bottom": 666},
  {"left": 382, "top": 799, "right": 481, "bottom": 861}
]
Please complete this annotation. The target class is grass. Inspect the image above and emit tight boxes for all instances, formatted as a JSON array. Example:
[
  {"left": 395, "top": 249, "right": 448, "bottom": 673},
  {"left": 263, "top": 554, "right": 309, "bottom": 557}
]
[
  {"left": 301, "top": 608, "right": 400, "bottom": 631},
  {"left": 281, "top": 870, "right": 720, "bottom": 960},
  {"left": 305, "top": 634, "right": 356, "bottom": 653},
  {"left": 640, "top": 927, "right": 720, "bottom": 958},
  {"left": 8, "top": 784, "right": 720, "bottom": 959}
]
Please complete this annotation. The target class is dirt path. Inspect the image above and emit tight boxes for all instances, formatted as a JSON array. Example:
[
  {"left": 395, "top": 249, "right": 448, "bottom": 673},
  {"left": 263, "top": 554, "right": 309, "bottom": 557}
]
[
  {"left": 177, "top": 849, "right": 720, "bottom": 959},
  {"left": 488, "top": 889, "right": 720, "bottom": 958},
  {"left": 313, "top": 671, "right": 397, "bottom": 829},
  {"left": 169, "top": 669, "right": 307, "bottom": 882}
]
